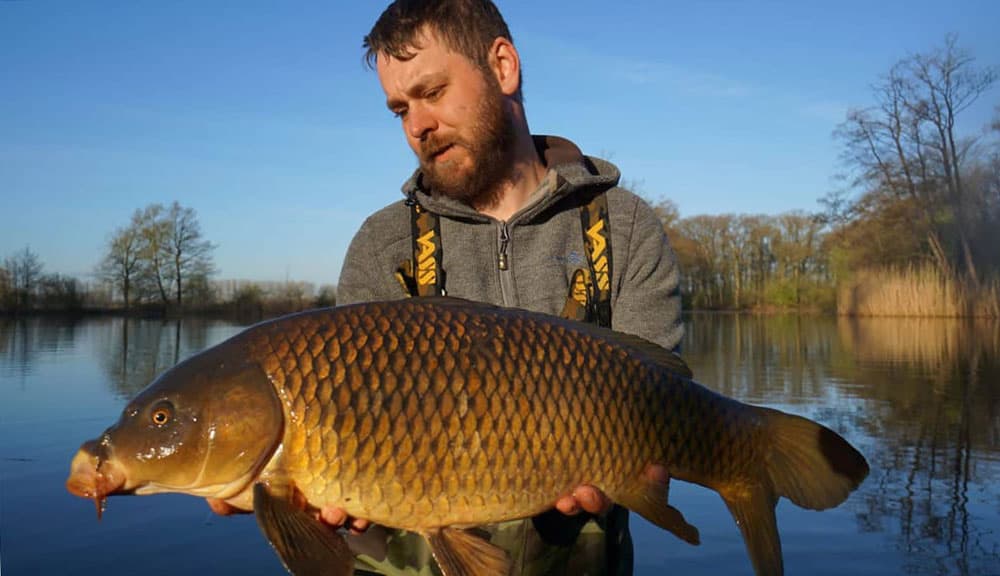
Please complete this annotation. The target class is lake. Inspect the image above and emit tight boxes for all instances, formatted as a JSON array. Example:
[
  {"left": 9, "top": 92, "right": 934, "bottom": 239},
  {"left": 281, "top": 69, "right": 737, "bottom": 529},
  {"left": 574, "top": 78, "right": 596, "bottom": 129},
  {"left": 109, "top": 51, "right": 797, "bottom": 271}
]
[{"left": 1, "top": 313, "right": 998, "bottom": 575}]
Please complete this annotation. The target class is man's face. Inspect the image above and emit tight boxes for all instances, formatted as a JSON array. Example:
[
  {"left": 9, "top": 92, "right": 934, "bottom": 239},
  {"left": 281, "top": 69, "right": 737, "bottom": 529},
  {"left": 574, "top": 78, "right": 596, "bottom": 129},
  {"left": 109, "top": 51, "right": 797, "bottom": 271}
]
[{"left": 377, "top": 30, "right": 515, "bottom": 207}]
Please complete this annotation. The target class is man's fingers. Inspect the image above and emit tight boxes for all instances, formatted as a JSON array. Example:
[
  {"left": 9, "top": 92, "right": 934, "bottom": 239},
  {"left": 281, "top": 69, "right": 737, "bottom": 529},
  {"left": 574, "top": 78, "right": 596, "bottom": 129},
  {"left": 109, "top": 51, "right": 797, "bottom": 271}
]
[
  {"left": 555, "top": 495, "right": 582, "bottom": 515},
  {"left": 318, "top": 505, "right": 372, "bottom": 534},
  {"left": 554, "top": 485, "right": 611, "bottom": 516},
  {"left": 320, "top": 506, "right": 349, "bottom": 527},
  {"left": 645, "top": 464, "right": 669, "bottom": 484},
  {"left": 572, "top": 485, "right": 611, "bottom": 514},
  {"left": 349, "top": 518, "right": 371, "bottom": 534},
  {"left": 206, "top": 498, "right": 243, "bottom": 516}
]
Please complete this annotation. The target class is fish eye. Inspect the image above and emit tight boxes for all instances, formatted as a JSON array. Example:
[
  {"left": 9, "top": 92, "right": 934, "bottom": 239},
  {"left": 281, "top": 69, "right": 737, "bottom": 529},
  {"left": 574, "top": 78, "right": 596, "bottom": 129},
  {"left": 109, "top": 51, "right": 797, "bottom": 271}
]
[{"left": 150, "top": 401, "right": 174, "bottom": 426}]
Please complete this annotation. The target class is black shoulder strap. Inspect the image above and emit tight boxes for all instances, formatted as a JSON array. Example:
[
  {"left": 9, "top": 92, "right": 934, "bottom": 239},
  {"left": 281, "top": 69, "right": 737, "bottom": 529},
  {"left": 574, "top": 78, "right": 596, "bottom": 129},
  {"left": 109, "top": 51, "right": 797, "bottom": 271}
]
[
  {"left": 581, "top": 192, "right": 613, "bottom": 327},
  {"left": 404, "top": 197, "right": 444, "bottom": 297},
  {"left": 562, "top": 192, "right": 613, "bottom": 328}
]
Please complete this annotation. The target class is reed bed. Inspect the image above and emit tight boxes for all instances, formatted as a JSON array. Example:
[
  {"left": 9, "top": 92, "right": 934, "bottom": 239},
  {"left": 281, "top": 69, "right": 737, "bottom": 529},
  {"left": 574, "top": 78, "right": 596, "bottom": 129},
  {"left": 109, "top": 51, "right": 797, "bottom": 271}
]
[{"left": 838, "top": 266, "right": 1000, "bottom": 318}]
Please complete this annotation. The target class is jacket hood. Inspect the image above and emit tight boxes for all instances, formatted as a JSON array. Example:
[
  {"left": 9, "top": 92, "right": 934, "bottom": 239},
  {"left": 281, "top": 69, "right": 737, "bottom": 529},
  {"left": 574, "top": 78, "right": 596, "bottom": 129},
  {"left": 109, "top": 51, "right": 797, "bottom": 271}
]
[{"left": 400, "top": 135, "right": 621, "bottom": 223}]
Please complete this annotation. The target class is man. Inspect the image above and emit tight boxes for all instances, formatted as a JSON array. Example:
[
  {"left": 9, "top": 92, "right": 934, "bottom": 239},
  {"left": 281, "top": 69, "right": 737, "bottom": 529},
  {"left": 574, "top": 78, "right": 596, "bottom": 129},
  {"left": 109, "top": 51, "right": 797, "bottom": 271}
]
[
  {"left": 338, "top": 1, "right": 683, "bottom": 574},
  {"left": 212, "top": 1, "right": 683, "bottom": 574}
]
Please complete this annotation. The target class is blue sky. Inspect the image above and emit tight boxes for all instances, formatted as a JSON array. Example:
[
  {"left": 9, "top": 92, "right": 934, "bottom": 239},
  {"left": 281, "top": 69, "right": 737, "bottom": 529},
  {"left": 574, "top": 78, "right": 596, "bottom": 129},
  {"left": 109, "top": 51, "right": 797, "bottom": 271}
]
[{"left": 2, "top": 1, "right": 998, "bottom": 287}]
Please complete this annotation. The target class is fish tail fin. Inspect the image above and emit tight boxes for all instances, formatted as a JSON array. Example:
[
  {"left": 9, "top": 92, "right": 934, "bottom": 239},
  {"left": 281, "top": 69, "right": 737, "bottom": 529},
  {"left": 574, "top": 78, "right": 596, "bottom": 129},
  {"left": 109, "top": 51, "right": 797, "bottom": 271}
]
[
  {"left": 719, "top": 408, "right": 869, "bottom": 575},
  {"left": 761, "top": 407, "right": 869, "bottom": 511},
  {"left": 717, "top": 408, "right": 869, "bottom": 576},
  {"left": 719, "top": 483, "right": 781, "bottom": 576}
]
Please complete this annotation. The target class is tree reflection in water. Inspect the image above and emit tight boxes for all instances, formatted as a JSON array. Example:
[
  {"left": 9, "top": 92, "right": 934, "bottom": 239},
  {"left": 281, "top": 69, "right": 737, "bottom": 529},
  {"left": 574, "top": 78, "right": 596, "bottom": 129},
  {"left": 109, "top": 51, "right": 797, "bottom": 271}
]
[
  {"left": 841, "top": 319, "right": 1000, "bottom": 576},
  {"left": 0, "top": 317, "right": 80, "bottom": 381},
  {"left": 684, "top": 313, "right": 1000, "bottom": 576},
  {"left": 95, "top": 316, "right": 240, "bottom": 399}
]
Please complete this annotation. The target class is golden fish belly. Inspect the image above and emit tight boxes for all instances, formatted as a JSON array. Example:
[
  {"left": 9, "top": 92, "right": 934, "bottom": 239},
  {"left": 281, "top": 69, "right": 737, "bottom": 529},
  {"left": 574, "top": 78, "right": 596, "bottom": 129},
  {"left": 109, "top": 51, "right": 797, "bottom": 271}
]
[{"left": 241, "top": 299, "right": 745, "bottom": 530}]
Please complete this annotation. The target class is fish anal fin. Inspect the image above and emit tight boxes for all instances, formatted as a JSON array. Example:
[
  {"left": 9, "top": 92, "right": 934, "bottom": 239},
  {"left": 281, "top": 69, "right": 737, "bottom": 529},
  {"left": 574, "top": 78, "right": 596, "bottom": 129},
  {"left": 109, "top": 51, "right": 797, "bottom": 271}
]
[
  {"left": 720, "top": 483, "right": 782, "bottom": 576},
  {"left": 252, "top": 483, "right": 354, "bottom": 576},
  {"left": 618, "top": 475, "right": 700, "bottom": 545},
  {"left": 424, "top": 527, "right": 510, "bottom": 576}
]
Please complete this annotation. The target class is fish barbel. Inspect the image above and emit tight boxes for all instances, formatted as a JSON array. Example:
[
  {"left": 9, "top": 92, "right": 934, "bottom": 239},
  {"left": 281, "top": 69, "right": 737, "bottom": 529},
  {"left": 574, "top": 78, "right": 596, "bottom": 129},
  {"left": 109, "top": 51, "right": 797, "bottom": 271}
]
[{"left": 66, "top": 297, "right": 868, "bottom": 575}]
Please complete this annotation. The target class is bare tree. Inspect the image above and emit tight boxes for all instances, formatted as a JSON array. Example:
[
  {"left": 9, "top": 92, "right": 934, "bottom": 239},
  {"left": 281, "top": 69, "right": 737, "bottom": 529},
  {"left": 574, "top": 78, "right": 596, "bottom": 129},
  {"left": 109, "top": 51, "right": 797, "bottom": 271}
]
[
  {"left": 134, "top": 204, "right": 172, "bottom": 305},
  {"left": 163, "top": 202, "right": 216, "bottom": 307},
  {"left": 908, "top": 34, "right": 998, "bottom": 283},
  {"left": 97, "top": 223, "right": 144, "bottom": 309},
  {"left": 0, "top": 264, "right": 10, "bottom": 309},
  {"left": 3, "top": 246, "right": 44, "bottom": 311},
  {"left": 835, "top": 35, "right": 997, "bottom": 280},
  {"left": 98, "top": 202, "right": 217, "bottom": 309}
]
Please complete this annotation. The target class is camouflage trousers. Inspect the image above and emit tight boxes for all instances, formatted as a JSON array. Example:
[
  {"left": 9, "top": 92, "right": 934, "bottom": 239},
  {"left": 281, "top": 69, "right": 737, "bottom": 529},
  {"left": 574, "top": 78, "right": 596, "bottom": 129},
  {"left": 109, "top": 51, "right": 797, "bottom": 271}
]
[{"left": 354, "top": 506, "right": 633, "bottom": 576}]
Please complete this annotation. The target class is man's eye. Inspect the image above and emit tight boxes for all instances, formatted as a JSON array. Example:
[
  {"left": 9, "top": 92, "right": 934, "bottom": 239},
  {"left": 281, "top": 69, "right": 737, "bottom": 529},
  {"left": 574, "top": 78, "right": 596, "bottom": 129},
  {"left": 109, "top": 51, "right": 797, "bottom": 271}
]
[
  {"left": 426, "top": 87, "right": 443, "bottom": 101},
  {"left": 392, "top": 108, "right": 408, "bottom": 119}
]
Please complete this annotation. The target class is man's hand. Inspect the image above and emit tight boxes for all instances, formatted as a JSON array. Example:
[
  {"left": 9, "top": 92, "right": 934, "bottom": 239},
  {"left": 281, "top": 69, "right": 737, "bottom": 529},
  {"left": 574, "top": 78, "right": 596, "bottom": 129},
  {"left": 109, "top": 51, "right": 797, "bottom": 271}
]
[
  {"left": 206, "top": 497, "right": 242, "bottom": 516},
  {"left": 554, "top": 465, "right": 667, "bottom": 516},
  {"left": 318, "top": 507, "right": 372, "bottom": 535},
  {"left": 554, "top": 485, "right": 613, "bottom": 516},
  {"left": 205, "top": 498, "right": 372, "bottom": 534}
]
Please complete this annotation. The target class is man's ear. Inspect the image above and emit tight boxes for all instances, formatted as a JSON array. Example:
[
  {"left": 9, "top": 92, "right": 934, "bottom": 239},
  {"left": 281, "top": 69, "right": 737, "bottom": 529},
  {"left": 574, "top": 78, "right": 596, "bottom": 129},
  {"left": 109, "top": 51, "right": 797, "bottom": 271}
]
[{"left": 487, "top": 37, "right": 521, "bottom": 97}]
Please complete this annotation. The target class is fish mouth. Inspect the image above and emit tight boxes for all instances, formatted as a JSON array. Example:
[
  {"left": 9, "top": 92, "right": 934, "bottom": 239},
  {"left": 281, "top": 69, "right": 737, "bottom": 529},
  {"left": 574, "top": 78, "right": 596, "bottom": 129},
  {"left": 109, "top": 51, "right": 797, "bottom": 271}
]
[{"left": 66, "top": 439, "right": 128, "bottom": 519}]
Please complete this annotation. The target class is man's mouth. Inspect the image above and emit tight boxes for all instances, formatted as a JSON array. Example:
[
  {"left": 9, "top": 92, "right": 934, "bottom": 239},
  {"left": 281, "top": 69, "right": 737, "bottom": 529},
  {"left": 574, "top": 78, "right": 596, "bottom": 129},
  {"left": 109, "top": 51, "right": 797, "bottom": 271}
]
[{"left": 426, "top": 143, "right": 454, "bottom": 162}]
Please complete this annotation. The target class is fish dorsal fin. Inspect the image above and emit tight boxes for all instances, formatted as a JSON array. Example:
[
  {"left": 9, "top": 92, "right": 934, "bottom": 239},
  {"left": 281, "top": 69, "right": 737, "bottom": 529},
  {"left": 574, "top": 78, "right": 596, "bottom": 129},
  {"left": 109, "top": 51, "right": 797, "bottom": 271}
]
[
  {"left": 408, "top": 295, "right": 502, "bottom": 310},
  {"left": 252, "top": 483, "right": 354, "bottom": 575},
  {"left": 408, "top": 296, "right": 694, "bottom": 379},
  {"left": 424, "top": 527, "right": 510, "bottom": 576},
  {"left": 594, "top": 329, "right": 693, "bottom": 379}
]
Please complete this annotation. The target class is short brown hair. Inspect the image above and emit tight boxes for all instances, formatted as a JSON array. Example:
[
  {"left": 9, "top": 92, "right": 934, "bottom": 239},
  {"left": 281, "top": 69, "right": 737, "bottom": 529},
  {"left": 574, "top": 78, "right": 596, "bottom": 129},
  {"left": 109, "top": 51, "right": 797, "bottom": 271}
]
[{"left": 364, "top": 0, "right": 514, "bottom": 72}]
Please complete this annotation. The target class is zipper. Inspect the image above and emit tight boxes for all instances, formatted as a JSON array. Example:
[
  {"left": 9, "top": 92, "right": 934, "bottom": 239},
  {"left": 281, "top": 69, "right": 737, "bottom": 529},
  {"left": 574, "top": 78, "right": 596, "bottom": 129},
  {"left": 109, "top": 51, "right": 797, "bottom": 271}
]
[
  {"left": 498, "top": 222, "right": 510, "bottom": 271},
  {"left": 497, "top": 222, "right": 515, "bottom": 306}
]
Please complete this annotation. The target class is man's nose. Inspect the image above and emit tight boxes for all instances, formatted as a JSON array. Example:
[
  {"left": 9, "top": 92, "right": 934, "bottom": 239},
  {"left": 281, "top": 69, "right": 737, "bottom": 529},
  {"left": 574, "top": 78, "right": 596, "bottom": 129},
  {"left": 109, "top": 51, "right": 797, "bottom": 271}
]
[{"left": 406, "top": 103, "right": 437, "bottom": 141}]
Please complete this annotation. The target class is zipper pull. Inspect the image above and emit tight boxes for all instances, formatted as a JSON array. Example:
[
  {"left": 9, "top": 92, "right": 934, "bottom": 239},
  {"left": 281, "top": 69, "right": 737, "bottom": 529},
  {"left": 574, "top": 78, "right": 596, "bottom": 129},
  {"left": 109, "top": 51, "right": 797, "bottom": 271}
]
[{"left": 498, "top": 223, "right": 510, "bottom": 271}]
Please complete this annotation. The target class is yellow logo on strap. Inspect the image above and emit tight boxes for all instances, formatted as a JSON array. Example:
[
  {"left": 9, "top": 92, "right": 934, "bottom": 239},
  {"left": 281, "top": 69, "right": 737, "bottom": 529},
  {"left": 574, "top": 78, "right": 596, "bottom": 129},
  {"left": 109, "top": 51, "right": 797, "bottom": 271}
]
[
  {"left": 586, "top": 220, "right": 610, "bottom": 291},
  {"left": 416, "top": 230, "right": 437, "bottom": 286}
]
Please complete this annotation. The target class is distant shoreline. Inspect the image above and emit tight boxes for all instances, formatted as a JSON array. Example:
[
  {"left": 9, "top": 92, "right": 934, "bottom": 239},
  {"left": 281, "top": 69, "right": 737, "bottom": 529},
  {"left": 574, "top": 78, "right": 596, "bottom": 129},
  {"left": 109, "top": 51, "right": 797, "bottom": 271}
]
[{"left": 5, "top": 305, "right": 998, "bottom": 321}]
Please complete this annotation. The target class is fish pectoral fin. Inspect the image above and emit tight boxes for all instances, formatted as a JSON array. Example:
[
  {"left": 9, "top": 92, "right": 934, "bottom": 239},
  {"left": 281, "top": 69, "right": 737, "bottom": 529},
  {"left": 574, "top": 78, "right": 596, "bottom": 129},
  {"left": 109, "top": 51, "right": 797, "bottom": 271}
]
[
  {"left": 423, "top": 527, "right": 510, "bottom": 576},
  {"left": 252, "top": 483, "right": 354, "bottom": 576},
  {"left": 720, "top": 483, "right": 782, "bottom": 576},
  {"left": 618, "top": 476, "right": 700, "bottom": 545}
]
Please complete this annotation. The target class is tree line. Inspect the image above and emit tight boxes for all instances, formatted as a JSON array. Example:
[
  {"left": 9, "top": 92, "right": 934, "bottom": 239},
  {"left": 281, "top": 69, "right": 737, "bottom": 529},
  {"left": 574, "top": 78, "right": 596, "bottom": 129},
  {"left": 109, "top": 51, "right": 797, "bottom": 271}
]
[
  {"left": 653, "top": 205, "right": 834, "bottom": 310},
  {"left": 1, "top": 202, "right": 336, "bottom": 317},
  {"left": 0, "top": 246, "right": 84, "bottom": 312}
]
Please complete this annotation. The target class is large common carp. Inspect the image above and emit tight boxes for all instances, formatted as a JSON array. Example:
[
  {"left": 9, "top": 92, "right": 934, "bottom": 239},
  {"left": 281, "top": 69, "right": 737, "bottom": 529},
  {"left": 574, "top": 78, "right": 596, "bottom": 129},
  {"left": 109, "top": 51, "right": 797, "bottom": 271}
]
[{"left": 66, "top": 297, "right": 868, "bottom": 576}]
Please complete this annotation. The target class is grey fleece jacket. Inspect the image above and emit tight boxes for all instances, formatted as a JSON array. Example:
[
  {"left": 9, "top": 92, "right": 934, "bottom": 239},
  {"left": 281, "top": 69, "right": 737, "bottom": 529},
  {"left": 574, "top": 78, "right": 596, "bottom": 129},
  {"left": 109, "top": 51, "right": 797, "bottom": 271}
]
[{"left": 338, "top": 135, "right": 683, "bottom": 352}]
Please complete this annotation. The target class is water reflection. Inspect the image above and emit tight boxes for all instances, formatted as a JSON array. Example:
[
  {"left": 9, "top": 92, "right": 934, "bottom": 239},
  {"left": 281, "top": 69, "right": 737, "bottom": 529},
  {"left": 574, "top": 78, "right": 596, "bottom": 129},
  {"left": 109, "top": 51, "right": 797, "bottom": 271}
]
[
  {"left": 838, "top": 318, "right": 1000, "bottom": 576},
  {"left": 91, "top": 317, "right": 235, "bottom": 398},
  {"left": 0, "top": 317, "right": 80, "bottom": 379},
  {"left": 684, "top": 313, "right": 1000, "bottom": 576}
]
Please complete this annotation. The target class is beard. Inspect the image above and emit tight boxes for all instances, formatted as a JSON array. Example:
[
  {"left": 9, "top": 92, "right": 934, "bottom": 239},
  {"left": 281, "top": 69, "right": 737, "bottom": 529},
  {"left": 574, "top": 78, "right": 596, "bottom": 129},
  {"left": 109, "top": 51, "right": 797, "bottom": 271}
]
[{"left": 417, "top": 80, "right": 517, "bottom": 210}]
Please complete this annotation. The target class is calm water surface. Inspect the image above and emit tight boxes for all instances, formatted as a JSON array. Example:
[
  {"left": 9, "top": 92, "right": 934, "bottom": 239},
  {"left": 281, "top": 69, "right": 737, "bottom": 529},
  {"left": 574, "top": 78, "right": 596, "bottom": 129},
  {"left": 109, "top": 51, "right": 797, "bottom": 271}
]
[{"left": 1, "top": 314, "right": 998, "bottom": 575}]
